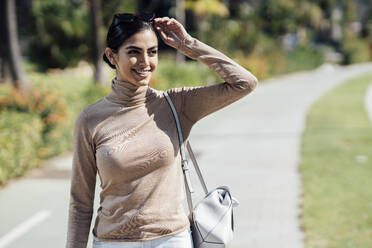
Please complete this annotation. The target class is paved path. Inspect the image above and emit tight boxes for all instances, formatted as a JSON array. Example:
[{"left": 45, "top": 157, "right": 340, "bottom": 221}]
[
  {"left": 188, "top": 63, "right": 372, "bottom": 248},
  {"left": 1, "top": 63, "right": 372, "bottom": 248}
]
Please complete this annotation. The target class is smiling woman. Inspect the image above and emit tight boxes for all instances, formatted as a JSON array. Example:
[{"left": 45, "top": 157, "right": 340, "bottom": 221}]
[
  {"left": 105, "top": 29, "right": 158, "bottom": 87},
  {"left": 103, "top": 13, "right": 159, "bottom": 87},
  {"left": 66, "top": 12, "right": 258, "bottom": 248}
]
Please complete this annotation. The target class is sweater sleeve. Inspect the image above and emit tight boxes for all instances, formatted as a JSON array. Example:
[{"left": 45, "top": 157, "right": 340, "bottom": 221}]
[
  {"left": 66, "top": 110, "right": 97, "bottom": 248},
  {"left": 172, "top": 35, "right": 258, "bottom": 124}
]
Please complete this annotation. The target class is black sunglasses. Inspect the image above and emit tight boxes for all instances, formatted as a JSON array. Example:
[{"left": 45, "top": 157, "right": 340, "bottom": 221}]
[{"left": 111, "top": 13, "right": 155, "bottom": 28}]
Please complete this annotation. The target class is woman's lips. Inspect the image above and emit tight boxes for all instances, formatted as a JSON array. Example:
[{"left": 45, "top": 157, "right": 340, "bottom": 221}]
[{"left": 132, "top": 68, "right": 151, "bottom": 78}]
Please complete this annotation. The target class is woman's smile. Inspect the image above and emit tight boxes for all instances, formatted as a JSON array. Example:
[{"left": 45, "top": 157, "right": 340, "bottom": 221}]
[{"left": 131, "top": 67, "right": 152, "bottom": 78}]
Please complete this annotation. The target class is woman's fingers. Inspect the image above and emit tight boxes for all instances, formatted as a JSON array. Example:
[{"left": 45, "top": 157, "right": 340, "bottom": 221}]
[
  {"left": 167, "top": 18, "right": 176, "bottom": 25},
  {"left": 154, "top": 17, "right": 178, "bottom": 25},
  {"left": 154, "top": 17, "right": 169, "bottom": 23},
  {"left": 159, "top": 30, "right": 167, "bottom": 40},
  {"left": 153, "top": 16, "right": 188, "bottom": 49},
  {"left": 154, "top": 20, "right": 181, "bottom": 35},
  {"left": 155, "top": 20, "right": 177, "bottom": 34}
]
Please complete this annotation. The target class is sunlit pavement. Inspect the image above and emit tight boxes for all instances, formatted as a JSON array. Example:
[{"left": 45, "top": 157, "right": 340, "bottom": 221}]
[
  {"left": 0, "top": 153, "right": 71, "bottom": 248},
  {"left": 1, "top": 63, "right": 372, "bottom": 248}
]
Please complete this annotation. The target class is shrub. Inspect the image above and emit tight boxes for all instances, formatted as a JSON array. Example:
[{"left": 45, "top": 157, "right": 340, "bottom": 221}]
[
  {"left": 341, "top": 37, "right": 371, "bottom": 64},
  {"left": 0, "top": 86, "right": 69, "bottom": 136},
  {"left": 0, "top": 111, "right": 43, "bottom": 185},
  {"left": 82, "top": 83, "right": 110, "bottom": 106},
  {"left": 151, "top": 59, "right": 220, "bottom": 90},
  {"left": 237, "top": 54, "right": 271, "bottom": 80},
  {"left": 284, "top": 45, "right": 324, "bottom": 73},
  {"left": 27, "top": 72, "right": 97, "bottom": 158}
]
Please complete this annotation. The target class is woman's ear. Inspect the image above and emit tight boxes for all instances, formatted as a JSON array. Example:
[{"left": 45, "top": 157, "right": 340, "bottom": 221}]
[{"left": 105, "top": 48, "right": 117, "bottom": 66}]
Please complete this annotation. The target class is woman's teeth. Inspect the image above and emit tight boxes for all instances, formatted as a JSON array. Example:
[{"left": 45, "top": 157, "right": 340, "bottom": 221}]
[{"left": 133, "top": 68, "right": 151, "bottom": 77}]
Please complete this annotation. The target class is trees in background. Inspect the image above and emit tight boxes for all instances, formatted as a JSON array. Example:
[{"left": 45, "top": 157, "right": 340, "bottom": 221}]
[
  {"left": 176, "top": 0, "right": 186, "bottom": 64},
  {"left": 0, "top": 0, "right": 29, "bottom": 92},
  {"left": 3, "top": 0, "right": 372, "bottom": 84},
  {"left": 29, "top": 0, "right": 90, "bottom": 70},
  {"left": 26, "top": 0, "right": 138, "bottom": 71},
  {"left": 0, "top": 1, "right": 9, "bottom": 83},
  {"left": 88, "top": 0, "right": 105, "bottom": 85}
]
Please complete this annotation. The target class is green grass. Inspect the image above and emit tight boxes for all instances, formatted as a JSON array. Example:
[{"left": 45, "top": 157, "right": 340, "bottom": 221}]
[{"left": 300, "top": 73, "right": 372, "bottom": 248}]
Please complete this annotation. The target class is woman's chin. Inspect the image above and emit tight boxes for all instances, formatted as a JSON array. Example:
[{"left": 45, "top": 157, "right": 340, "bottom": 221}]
[
  {"left": 135, "top": 78, "right": 150, "bottom": 86},
  {"left": 124, "top": 77, "right": 150, "bottom": 87},
  {"left": 118, "top": 73, "right": 152, "bottom": 87},
  {"left": 131, "top": 73, "right": 151, "bottom": 86}
]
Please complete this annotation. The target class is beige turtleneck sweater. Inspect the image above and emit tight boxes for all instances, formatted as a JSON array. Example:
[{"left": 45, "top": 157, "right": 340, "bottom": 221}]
[{"left": 66, "top": 36, "right": 257, "bottom": 248}]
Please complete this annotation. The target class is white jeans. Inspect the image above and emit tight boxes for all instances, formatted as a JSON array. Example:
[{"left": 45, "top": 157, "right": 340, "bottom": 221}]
[{"left": 93, "top": 228, "right": 194, "bottom": 248}]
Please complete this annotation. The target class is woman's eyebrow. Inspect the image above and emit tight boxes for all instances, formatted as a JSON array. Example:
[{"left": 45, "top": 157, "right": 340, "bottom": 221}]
[
  {"left": 125, "top": 45, "right": 158, "bottom": 50},
  {"left": 125, "top": 45, "right": 141, "bottom": 50}
]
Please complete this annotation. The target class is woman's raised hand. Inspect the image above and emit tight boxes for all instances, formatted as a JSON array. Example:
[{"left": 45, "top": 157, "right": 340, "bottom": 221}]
[{"left": 153, "top": 17, "right": 192, "bottom": 50}]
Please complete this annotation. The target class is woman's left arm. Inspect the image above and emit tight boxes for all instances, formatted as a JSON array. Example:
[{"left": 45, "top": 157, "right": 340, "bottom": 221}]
[
  {"left": 154, "top": 17, "right": 258, "bottom": 123},
  {"left": 154, "top": 17, "right": 258, "bottom": 89}
]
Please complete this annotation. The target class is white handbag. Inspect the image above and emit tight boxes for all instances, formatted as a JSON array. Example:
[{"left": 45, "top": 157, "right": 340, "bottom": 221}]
[{"left": 164, "top": 92, "right": 239, "bottom": 248}]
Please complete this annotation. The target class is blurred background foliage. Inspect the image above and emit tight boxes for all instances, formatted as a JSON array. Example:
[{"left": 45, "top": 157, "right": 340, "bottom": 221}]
[
  {"left": 7, "top": 0, "right": 372, "bottom": 76},
  {"left": 2, "top": 0, "right": 372, "bottom": 184}
]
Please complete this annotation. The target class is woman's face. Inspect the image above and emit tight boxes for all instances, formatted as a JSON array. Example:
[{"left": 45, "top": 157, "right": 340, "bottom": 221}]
[{"left": 110, "top": 29, "right": 158, "bottom": 87}]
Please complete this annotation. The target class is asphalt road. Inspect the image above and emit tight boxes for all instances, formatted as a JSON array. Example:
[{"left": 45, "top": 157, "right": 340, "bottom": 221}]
[{"left": 1, "top": 63, "right": 372, "bottom": 248}]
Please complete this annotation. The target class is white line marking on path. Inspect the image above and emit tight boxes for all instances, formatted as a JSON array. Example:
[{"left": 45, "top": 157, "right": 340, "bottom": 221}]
[{"left": 0, "top": 210, "right": 51, "bottom": 248}]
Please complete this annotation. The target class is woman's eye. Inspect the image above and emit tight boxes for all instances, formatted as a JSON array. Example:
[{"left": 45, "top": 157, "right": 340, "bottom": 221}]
[
  {"left": 128, "top": 50, "right": 139, "bottom": 54},
  {"left": 150, "top": 50, "right": 158, "bottom": 55}
]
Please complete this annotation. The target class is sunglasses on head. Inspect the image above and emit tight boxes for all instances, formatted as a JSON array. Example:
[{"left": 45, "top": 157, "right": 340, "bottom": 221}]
[{"left": 112, "top": 13, "right": 155, "bottom": 28}]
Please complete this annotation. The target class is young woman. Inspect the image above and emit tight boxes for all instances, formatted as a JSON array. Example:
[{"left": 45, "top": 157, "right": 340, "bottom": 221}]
[{"left": 66, "top": 13, "right": 258, "bottom": 248}]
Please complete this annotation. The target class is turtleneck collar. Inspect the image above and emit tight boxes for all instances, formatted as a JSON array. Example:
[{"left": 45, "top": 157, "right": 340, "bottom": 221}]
[{"left": 104, "top": 77, "right": 153, "bottom": 106}]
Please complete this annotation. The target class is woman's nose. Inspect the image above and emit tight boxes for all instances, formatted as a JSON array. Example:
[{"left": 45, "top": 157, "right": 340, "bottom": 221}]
[{"left": 139, "top": 53, "right": 149, "bottom": 66}]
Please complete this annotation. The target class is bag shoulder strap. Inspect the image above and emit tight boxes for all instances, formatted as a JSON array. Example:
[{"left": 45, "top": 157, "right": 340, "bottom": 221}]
[
  {"left": 187, "top": 142, "right": 208, "bottom": 195},
  {"left": 163, "top": 92, "right": 209, "bottom": 194}
]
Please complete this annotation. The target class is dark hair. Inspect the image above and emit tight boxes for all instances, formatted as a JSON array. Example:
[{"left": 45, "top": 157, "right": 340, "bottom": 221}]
[{"left": 103, "top": 13, "right": 157, "bottom": 69}]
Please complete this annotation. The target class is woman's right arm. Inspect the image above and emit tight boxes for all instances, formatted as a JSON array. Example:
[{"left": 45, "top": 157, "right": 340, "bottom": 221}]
[{"left": 66, "top": 110, "right": 97, "bottom": 248}]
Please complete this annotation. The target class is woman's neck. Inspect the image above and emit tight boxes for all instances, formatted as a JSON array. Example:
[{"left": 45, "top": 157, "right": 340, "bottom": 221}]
[{"left": 104, "top": 77, "right": 150, "bottom": 106}]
